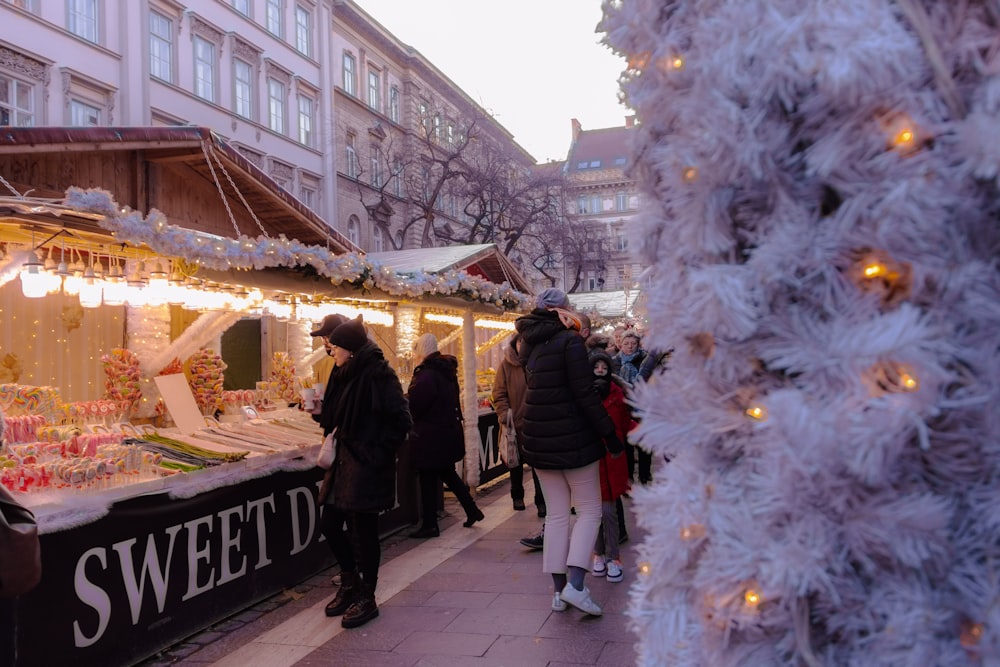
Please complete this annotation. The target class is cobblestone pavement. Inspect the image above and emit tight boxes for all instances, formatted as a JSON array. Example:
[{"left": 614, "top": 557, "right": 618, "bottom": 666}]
[{"left": 136, "top": 475, "right": 640, "bottom": 667}]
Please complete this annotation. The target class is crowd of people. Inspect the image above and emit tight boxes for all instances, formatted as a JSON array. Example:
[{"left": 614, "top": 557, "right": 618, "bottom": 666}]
[{"left": 308, "top": 287, "right": 665, "bottom": 627}]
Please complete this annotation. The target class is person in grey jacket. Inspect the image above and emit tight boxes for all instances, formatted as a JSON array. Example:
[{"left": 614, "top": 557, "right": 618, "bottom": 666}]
[{"left": 515, "top": 288, "right": 623, "bottom": 616}]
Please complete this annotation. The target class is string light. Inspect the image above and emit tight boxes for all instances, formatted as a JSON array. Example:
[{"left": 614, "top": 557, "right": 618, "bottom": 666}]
[
  {"left": 637, "top": 562, "right": 652, "bottom": 576},
  {"left": 744, "top": 587, "right": 762, "bottom": 609},
  {"left": 682, "top": 166, "right": 699, "bottom": 183},
  {"left": 745, "top": 403, "right": 768, "bottom": 422},
  {"left": 680, "top": 524, "right": 706, "bottom": 540}
]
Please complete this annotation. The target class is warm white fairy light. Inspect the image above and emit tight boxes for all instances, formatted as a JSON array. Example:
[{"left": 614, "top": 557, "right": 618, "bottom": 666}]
[{"left": 745, "top": 403, "right": 768, "bottom": 421}]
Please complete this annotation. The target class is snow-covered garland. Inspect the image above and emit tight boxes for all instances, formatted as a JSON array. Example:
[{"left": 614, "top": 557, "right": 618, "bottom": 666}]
[{"left": 64, "top": 187, "right": 531, "bottom": 311}]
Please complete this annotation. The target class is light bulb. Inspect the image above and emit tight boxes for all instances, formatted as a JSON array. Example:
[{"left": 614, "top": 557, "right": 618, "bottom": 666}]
[
  {"left": 744, "top": 589, "right": 761, "bottom": 608},
  {"left": 20, "top": 253, "right": 48, "bottom": 298},
  {"left": 863, "top": 262, "right": 886, "bottom": 278},
  {"left": 78, "top": 267, "right": 103, "bottom": 308},
  {"left": 745, "top": 404, "right": 768, "bottom": 421},
  {"left": 682, "top": 166, "right": 699, "bottom": 183}
]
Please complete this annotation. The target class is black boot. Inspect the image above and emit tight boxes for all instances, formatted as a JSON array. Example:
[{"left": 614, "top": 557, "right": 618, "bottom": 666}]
[
  {"left": 341, "top": 581, "right": 378, "bottom": 628},
  {"left": 409, "top": 524, "right": 439, "bottom": 539},
  {"left": 324, "top": 570, "right": 359, "bottom": 617}
]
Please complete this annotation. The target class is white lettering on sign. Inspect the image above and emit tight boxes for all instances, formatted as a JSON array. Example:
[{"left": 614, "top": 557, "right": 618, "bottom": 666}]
[
  {"left": 478, "top": 423, "right": 499, "bottom": 469},
  {"left": 286, "top": 487, "right": 316, "bottom": 556},
  {"left": 73, "top": 547, "right": 112, "bottom": 648},
  {"left": 70, "top": 490, "right": 296, "bottom": 647}
]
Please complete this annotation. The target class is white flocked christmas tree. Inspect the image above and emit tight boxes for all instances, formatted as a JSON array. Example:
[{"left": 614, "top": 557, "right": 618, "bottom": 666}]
[{"left": 601, "top": 1, "right": 1000, "bottom": 665}]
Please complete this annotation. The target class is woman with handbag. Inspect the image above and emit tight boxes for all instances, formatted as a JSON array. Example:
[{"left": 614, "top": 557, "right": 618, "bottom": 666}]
[
  {"left": 406, "top": 333, "right": 484, "bottom": 538},
  {"left": 492, "top": 333, "right": 546, "bottom": 516},
  {"left": 315, "top": 316, "right": 412, "bottom": 629}
]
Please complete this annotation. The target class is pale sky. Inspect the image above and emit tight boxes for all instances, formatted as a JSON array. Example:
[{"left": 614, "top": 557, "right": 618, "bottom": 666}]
[{"left": 355, "top": 0, "right": 630, "bottom": 164}]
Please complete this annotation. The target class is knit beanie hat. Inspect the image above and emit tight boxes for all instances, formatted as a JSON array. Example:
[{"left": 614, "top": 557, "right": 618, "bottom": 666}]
[
  {"left": 413, "top": 333, "right": 439, "bottom": 362},
  {"left": 327, "top": 315, "right": 367, "bottom": 352},
  {"left": 535, "top": 287, "right": 569, "bottom": 310}
]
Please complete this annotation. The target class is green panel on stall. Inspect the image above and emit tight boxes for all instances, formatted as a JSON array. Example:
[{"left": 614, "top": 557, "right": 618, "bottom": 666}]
[{"left": 222, "top": 318, "right": 262, "bottom": 389}]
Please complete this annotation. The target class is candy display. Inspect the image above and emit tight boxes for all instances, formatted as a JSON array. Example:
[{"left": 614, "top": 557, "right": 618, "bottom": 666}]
[
  {"left": 0, "top": 383, "right": 62, "bottom": 418},
  {"left": 186, "top": 348, "right": 227, "bottom": 416},
  {"left": 269, "top": 351, "right": 298, "bottom": 404},
  {"left": 101, "top": 348, "right": 142, "bottom": 414}
]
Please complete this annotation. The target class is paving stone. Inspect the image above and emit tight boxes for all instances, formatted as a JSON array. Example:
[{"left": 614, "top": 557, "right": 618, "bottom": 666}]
[
  {"left": 422, "top": 591, "right": 499, "bottom": 609},
  {"left": 481, "top": 634, "right": 606, "bottom": 664},
  {"left": 443, "top": 607, "right": 551, "bottom": 636},
  {"left": 393, "top": 630, "right": 498, "bottom": 656}
]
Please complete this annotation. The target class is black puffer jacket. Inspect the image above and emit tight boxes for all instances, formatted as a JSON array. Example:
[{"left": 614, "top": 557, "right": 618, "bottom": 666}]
[
  {"left": 406, "top": 352, "right": 464, "bottom": 470},
  {"left": 515, "top": 309, "right": 619, "bottom": 470}
]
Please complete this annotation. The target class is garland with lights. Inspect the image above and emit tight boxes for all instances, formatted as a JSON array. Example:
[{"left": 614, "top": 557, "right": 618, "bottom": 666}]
[{"left": 64, "top": 187, "right": 531, "bottom": 311}]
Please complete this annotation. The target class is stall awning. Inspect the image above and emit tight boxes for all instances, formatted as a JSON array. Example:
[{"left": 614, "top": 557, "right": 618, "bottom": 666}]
[
  {"left": 0, "top": 126, "right": 357, "bottom": 253},
  {"left": 568, "top": 289, "right": 642, "bottom": 318},
  {"left": 367, "top": 244, "right": 533, "bottom": 294}
]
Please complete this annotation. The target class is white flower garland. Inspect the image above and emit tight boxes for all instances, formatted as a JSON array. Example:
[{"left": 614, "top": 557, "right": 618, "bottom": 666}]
[{"left": 64, "top": 187, "right": 531, "bottom": 311}]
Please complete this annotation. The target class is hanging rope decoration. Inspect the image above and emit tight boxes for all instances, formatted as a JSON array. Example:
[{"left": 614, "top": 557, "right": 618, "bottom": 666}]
[
  {"left": 200, "top": 140, "right": 248, "bottom": 239},
  {"left": 202, "top": 140, "right": 271, "bottom": 239}
]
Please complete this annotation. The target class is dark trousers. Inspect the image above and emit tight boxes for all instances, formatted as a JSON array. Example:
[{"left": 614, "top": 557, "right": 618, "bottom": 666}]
[
  {"left": 320, "top": 506, "right": 381, "bottom": 587},
  {"left": 418, "top": 466, "right": 478, "bottom": 528},
  {"left": 626, "top": 438, "right": 653, "bottom": 485},
  {"left": 509, "top": 464, "right": 545, "bottom": 507},
  {"left": 0, "top": 597, "right": 16, "bottom": 665}
]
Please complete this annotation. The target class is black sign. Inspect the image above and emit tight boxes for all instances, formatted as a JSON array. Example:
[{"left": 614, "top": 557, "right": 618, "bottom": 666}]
[
  {"left": 17, "top": 468, "right": 332, "bottom": 667},
  {"left": 477, "top": 411, "right": 506, "bottom": 485}
]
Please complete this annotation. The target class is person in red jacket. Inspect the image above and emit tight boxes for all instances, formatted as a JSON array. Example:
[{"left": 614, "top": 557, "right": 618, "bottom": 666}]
[{"left": 588, "top": 349, "right": 633, "bottom": 583}]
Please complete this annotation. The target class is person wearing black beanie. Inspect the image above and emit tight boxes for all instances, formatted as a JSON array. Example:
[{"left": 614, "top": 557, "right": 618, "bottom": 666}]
[{"left": 316, "top": 315, "right": 412, "bottom": 629}]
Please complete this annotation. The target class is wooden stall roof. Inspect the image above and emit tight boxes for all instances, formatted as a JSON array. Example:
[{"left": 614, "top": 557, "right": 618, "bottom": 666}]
[
  {"left": 366, "top": 244, "right": 533, "bottom": 294},
  {"left": 0, "top": 126, "right": 358, "bottom": 253}
]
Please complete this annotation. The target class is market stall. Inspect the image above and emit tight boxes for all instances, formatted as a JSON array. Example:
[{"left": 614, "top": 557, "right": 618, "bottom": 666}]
[{"left": 0, "top": 127, "right": 531, "bottom": 666}]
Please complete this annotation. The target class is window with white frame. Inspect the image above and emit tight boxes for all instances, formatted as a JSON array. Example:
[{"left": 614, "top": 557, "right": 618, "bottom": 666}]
[
  {"left": 267, "top": 78, "right": 285, "bottom": 133},
  {"left": 347, "top": 216, "right": 360, "bottom": 246},
  {"left": 148, "top": 11, "right": 173, "bottom": 82},
  {"left": 367, "top": 69, "right": 380, "bottom": 111},
  {"left": 369, "top": 147, "right": 382, "bottom": 187},
  {"left": 345, "top": 133, "right": 358, "bottom": 178},
  {"left": 372, "top": 226, "right": 384, "bottom": 252},
  {"left": 232, "top": 0, "right": 250, "bottom": 16},
  {"left": 67, "top": 0, "right": 98, "bottom": 43},
  {"left": 266, "top": 0, "right": 282, "bottom": 36},
  {"left": 388, "top": 85, "right": 399, "bottom": 123},
  {"left": 294, "top": 5, "right": 311, "bottom": 56},
  {"left": 342, "top": 53, "right": 356, "bottom": 96},
  {"left": 394, "top": 230, "right": 403, "bottom": 249},
  {"left": 69, "top": 99, "right": 100, "bottom": 125},
  {"left": 392, "top": 157, "right": 402, "bottom": 197},
  {"left": 588, "top": 271, "right": 598, "bottom": 291},
  {"left": 576, "top": 195, "right": 588, "bottom": 214},
  {"left": 233, "top": 59, "right": 253, "bottom": 119},
  {"left": 193, "top": 36, "right": 216, "bottom": 102},
  {"left": 591, "top": 195, "right": 602, "bottom": 213},
  {"left": 616, "top": 191, "right": 628, "bottom": 211},
  {"left": 299, "top": 184, "right": 316, "bottom": 210},
  {"left": 297, "top": 93, "right": 313, "bottom": 146},
  {"left": 0, "top": 74, "right": 36, "bottom": 127},
  {"left": 446, "top": 123, "right": 455, "bottom": 145},
  {"left": 5, "top": 0, "right": 36, "bottom": 11},
  {"left": 616, "top": 232, "right": 628, "bottom": 251}
]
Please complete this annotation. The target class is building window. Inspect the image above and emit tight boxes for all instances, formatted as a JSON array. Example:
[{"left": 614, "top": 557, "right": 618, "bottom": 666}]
[
  {"left": 267, "top": 78, "right": 285, "bottom": 133},
  {"left": 345, "top": 133, "right": 358, "bottom": 178},
  {"left": 300, "top": 185, "right": 316, "bottom": 210},
  {"left": 294, "top": 6, "right": 311, "bottom": 56},
  {"left": 446, "top": 123, "right": 455, "bottom": 146},
  {"left": 69, "top": 99, "right": 100, "bottom": 125},
  {"left": 5, "top": 0, "right": 35, "bottom": 10},
  {"left": 67, "top": 0, "right": 98, "bottom": 42},
  {"left": 576, "top": 195, "right": 587, "bottom": 214},
  {"left": 266, "top": 0, "right": 282, "bottom": 37},
  {"left": 388, "top": 85, "right": 399, "bottom": 123},
  {"left": 433, "top": 115, "right": 441, "bottom": 141},
  {"left": 588, "top": 271, "right": 598, "bottom": 291},
  {"left": 193, "top": 36, "right": 216, "bottom": 102},
  {"left": 616, "top": 233, "right": 628, "bottom": 251},
  {"left": 0, "top": 74, "right": 35, "bottom": 127},
  {"left": 369, "top": 147, "right": 383, "bottom": 187},
  {"left": 591, "top": 195, "right": 602, "bottom": 214},
  {"left": 233, "top": 59, "right": 253, "bottom": 119},
  {"left": 347, "top": 216, "right": 360, "bottom": 246},
  {"left": 367, "top": 70, "right": 380, "bottom": 111},
  {"left": 149, "top": 11, "right": 173, "bottom": 82},
  {"left": 392, "top": 157, "right": 402, "bottom": 197},
  {"left": 372, "top": 226, "right": 384, "bottom": 252},
  {"left": 616, "top": 191, "right": 627, "bottom": 211},
  {"left": 342, "top": 53, "right": 356, "bottom": 96},
  {"left": 297, "top": 93, "right": 313, "bottom": 146},
  {"left": 394, "top": 230, "right": 403, "bottom": 249},
  {"left": 232, "top": 0, "right": 250, "bottom": 16}
]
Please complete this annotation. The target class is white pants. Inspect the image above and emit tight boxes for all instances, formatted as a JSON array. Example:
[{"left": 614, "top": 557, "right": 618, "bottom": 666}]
[{"left": 535, "top": 461, "right": 602, "bottom": 574}]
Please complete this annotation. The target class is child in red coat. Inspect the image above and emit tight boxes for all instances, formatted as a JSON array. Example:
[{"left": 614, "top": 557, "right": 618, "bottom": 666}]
[{"left": 590, "top": 350, "right": 633, "bottom": 583}]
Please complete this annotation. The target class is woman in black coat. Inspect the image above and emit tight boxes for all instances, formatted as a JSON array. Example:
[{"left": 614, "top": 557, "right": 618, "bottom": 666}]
[
  {"left": 317, "top": 316, "right": 412, "bottom": 629},
  {"left": 406, "top": 333, "right": 484, "bottom": 538},
  {"left": 516, "top": 288, "right": 623, "bottom": 616}
]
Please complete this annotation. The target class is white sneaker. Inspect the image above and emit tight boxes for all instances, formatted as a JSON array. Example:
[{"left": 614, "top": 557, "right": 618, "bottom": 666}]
[
  {"left": 606, "top": 559, "right": 623, "bottom": 583},
  {"left": 560, "top": 584, "right": 603, "bottom": 616},
  {"left": 551, "top": 591, "right": 567, "bottom": 612},
  {"left": 592, "top": 554, "right": 607, "bottom": 576}
]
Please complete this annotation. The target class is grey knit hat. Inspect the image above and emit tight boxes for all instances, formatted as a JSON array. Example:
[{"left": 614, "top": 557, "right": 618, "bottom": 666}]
[{"left": 535, "top": 287, "right": 569, "bottom": 310}]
